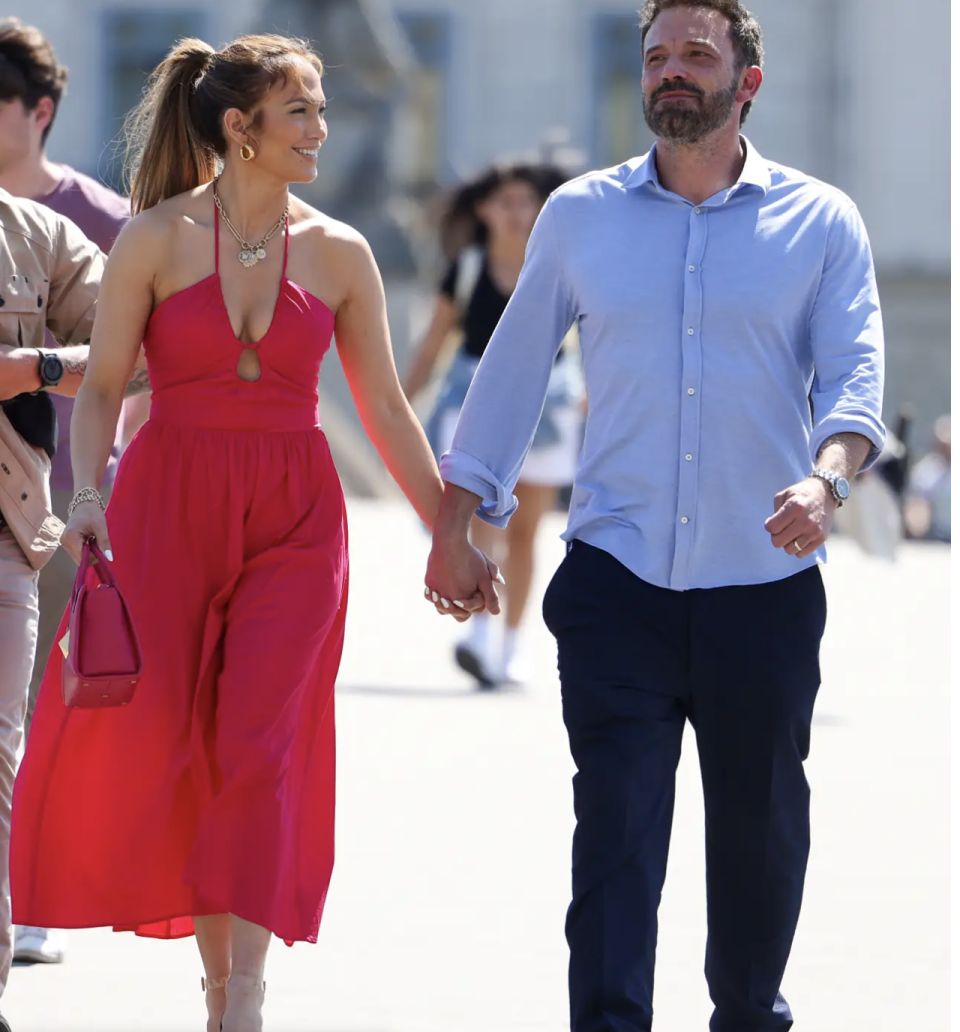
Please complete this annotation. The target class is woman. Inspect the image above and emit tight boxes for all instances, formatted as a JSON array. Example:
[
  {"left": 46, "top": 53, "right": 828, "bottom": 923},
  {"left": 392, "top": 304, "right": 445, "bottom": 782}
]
[
  {"left": 10, "top": 34, "right": 495, "bottom": 1032},
  {"left": 405, "top": 164, "right": 584, "bottom": 688}
]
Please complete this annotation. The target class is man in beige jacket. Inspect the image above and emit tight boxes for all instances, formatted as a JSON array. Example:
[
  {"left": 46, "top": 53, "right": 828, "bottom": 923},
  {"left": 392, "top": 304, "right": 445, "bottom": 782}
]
[{"left": 0, "top": 186, "right": 147, "bottom": 1027}]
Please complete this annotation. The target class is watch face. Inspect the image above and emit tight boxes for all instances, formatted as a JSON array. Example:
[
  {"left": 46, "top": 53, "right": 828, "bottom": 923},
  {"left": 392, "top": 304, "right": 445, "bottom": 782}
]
[
  {"left": 41, "top": 354, "right": 63, "bottom": 385},
  {"left": 836, "top": 477, "right": 851, "bottom": 499}
]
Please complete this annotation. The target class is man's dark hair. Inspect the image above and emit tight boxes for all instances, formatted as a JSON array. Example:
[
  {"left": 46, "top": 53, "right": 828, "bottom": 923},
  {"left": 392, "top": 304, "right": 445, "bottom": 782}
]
[
  {"left": 639, "top": 0, "right": 764, "bottom": 125},
  {"left": 0, "top": 19, "right": 68, "bottom": 144}
]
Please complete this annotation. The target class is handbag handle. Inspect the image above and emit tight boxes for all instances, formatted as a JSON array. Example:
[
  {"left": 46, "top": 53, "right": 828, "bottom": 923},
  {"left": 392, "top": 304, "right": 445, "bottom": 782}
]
[{"left": 71, "top": 540, "right": 119, "bottom": 608}]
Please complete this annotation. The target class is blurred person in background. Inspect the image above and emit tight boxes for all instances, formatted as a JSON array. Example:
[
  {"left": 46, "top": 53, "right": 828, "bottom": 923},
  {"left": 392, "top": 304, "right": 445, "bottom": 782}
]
[
  {"left": 424, "top": 1, "right": 885, "bottom": 1030},
  {"left": 904, "top": 414, "right": 950, "bottom": 542},
  {"left": 9, "top": 33, "right": 495, "bottom": 1032},
  {"left": 405, "top": 163, "right": 584, "bottom": 687},
  {"left": 0, "top": 17, "right": 147, "bottom": 966}
]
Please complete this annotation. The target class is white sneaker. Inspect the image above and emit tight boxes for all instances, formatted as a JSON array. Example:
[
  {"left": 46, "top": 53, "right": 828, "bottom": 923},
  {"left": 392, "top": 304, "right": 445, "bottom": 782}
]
[
  {"left": 14, "top": 925, "right": 66, "bottom": 964},
  {"left": 500, "top": 654, "right": 530, "bottom": 685}
]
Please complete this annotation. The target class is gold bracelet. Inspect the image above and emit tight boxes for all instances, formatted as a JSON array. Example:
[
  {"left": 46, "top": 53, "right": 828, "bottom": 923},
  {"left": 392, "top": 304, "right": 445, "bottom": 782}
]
[{"left": 67, "top": 488, "right": 105, "bottom": 518}]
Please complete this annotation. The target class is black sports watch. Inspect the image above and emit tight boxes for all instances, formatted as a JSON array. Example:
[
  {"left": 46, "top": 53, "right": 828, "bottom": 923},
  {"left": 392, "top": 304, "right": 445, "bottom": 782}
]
[{"left": 36, "top": 348, "right": 64, "bottom": 390}]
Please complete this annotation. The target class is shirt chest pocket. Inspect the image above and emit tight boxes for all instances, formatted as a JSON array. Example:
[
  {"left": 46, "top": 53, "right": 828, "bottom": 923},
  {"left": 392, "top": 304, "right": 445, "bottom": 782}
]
[{"left": 0, "top": 275, "right": 48, "bottom": 351}]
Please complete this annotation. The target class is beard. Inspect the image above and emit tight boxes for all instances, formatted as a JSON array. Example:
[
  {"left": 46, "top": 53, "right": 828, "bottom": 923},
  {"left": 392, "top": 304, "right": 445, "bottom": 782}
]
[{"left": 643, "top": 78, "right": 739, "bottom": 145}]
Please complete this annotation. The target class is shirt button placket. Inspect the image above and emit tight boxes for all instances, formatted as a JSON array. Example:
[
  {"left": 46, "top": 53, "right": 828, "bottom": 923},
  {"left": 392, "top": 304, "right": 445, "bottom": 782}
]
[{"left": 673, "top": 204, "right": 708, "bottom": 589}]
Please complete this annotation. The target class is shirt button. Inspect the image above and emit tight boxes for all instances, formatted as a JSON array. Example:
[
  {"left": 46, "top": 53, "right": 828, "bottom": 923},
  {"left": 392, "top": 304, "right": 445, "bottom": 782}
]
[
  {"left": 687, "top": 388, "right": 696, "bottom": 395},
  {"left": 687, "top": 328, "right": 694, "bottom": 335},
  {"left": 685, "top": 454, "right": 693, "bottom": 461},
  {"left": 688, "top": 265, "right": 696, "bottom": 272},
  {"left": 694, "top": 207, "right": 702, "bottom": 214},
  {"left": 681, "top": 517, "right": 690, "bottom": 524}
]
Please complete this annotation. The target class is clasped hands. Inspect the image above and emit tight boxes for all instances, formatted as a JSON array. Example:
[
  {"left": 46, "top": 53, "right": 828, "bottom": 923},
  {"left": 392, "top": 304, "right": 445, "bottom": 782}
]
[{"left": 423, "top": 536, "right": 503, "bottom": 623}]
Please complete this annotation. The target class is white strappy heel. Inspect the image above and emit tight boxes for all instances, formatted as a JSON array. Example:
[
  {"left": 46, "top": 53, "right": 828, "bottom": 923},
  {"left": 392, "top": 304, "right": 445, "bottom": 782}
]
[
  {"left": 222, "top": 974, "right": 266, "bottom": 1031},
  {"left": 201, "top": 975, "right": 229, "bottom": 1031}
]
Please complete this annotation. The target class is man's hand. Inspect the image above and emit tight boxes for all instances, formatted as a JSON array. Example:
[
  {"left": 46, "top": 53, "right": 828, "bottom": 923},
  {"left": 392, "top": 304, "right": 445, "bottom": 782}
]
[
  {"left": 0, "top": 347, "right": 41, "bottom": 401},
  {"left": 765, "top": 476, "right": 837, "bottom": 559}
]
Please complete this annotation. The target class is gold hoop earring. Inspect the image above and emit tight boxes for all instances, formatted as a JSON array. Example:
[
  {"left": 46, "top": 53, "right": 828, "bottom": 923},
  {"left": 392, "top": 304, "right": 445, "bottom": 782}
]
[{"left": 240, "top": 142, "right": 256, "bottom": 162}]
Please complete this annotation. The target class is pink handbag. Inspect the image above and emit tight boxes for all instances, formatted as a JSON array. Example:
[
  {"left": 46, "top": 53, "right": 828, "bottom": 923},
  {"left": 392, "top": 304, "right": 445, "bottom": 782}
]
[{"left": 61, "top": 541, "right": 144, "bottom": 708}]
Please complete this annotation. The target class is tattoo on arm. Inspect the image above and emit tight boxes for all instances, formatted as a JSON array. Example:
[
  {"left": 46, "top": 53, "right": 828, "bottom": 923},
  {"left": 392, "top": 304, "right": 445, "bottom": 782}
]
[
  {"left": 61, "top": 352, "right": 89, "bottom": 378},
  {"left": 124, "top": 364, "right": 151, "bottom": 397},
  {"left": 54, "top": 345, "right": 150, "bottom": 397}
]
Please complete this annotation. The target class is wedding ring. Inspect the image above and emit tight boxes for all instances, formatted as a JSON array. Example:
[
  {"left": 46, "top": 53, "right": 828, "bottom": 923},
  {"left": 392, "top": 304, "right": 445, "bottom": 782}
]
[{"left": 794, "top": 541, "right": 803, "bottom": 554}]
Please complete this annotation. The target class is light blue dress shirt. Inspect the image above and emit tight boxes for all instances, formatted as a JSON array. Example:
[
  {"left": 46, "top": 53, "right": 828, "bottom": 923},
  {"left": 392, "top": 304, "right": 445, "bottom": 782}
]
[{"left": 440, "top": 139, "right": 886, "bottom": 591}]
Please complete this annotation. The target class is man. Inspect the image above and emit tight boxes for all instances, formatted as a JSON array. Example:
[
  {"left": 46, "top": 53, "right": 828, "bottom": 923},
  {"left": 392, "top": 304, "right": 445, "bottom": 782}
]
[
  {"left": 425, "top": 2, "right": 884, "bottom": 1030},
  {"left": 0, "top": 191, "right": 148, "bottom": 1031},
  {"left": 0, "top": 18, "right": 147, "bottom": 966}
]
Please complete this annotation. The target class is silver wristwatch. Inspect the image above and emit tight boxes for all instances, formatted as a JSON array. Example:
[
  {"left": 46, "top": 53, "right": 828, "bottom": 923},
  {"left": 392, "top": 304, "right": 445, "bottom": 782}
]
[{"left": 809, "top": 468, "right": 850, "bottom": 507}]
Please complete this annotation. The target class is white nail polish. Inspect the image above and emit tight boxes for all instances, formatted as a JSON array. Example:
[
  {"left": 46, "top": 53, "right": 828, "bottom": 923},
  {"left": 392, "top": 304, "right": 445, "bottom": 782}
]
[
  {"left": 105, "top": 550, "right": 114, "bottom": 562},
  {"left": 441, "top": 598, "right": 451, "bottom": 609},
  {"left": 453, "top": 600, "right": 467, "bottom": 609},
  {"left": 496, "top": 573, "right": 506, "bottom": 585},
  {"left": 431, "top": 591, "right": 439, "bottom": 603}
]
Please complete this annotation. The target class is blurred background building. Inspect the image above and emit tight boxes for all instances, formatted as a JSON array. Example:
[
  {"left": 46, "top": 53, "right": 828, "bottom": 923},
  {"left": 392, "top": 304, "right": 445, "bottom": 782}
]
[{"left": 5, "top": 0, "right": 951, "bottom": 498}]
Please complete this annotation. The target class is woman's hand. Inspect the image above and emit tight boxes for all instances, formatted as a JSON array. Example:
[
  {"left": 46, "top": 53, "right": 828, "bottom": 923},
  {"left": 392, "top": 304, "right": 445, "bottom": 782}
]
[{"left": 60, "top": 501, "right": 113, "bottom": 565}]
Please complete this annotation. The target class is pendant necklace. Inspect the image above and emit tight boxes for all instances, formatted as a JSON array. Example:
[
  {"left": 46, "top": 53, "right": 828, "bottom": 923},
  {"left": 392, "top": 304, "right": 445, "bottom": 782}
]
[{"left": 213, "top": 177, "right": 289, "bottom": 268}]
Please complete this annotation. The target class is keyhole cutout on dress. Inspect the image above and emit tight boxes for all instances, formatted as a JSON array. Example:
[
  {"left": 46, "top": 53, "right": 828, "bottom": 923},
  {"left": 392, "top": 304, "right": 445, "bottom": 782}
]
[{"left": 236, "top": 348, "right": 262, "bottom": 382}]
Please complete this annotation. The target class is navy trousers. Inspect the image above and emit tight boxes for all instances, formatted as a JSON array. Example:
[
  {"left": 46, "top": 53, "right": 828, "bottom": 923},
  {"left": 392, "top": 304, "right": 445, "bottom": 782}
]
[{"left": 542, "top": 542, "right": 827, "bottom": 1032}]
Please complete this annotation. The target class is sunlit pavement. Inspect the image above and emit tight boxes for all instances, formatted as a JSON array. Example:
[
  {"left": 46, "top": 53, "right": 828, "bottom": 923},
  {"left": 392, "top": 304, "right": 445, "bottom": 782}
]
[{"left": 4, "top": 501, "right": 950, "bottom": 1031}]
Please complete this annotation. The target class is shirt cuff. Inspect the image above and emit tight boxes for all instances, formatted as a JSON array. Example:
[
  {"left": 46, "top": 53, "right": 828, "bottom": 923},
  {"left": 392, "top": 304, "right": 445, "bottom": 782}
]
[
  {"left": 439, "top": 449, "right": 518, "bottom": 528},
  {"left": 810, "top": 411, "right": 887, "bottom": 472}
]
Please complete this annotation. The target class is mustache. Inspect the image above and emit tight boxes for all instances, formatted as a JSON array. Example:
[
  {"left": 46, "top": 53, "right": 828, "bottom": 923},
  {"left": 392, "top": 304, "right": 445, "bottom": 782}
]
[{"left": 651, "top": 80, "right": 705, "bottom": 102}]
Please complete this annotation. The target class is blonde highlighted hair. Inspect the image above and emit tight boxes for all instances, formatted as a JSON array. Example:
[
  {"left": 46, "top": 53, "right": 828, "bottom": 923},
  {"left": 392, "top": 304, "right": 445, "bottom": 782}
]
[{"left": 124, "top": 33, "right": 323, "bottom": 214}]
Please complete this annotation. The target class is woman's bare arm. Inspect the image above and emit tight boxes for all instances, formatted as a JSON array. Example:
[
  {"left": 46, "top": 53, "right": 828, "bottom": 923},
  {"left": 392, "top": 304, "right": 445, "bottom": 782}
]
[{"left": 71, "top": 217, "right": 161, "bottom": 493}]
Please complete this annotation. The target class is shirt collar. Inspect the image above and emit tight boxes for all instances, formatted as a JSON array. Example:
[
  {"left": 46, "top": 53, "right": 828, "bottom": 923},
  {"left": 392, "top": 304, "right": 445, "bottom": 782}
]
[{"left": 624, "top": 136, "right": 771, "bottom": 196}]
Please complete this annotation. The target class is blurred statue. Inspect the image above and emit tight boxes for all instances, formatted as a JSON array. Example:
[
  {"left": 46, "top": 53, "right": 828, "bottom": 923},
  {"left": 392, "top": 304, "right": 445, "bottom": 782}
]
[{"left": 263, "top": 0, "right": 419, "bottom": 273}]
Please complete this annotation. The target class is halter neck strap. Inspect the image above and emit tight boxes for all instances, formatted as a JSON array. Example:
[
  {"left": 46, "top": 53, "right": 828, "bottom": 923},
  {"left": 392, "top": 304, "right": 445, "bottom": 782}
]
[{"left": 213, "top": 200, "right": 220, "bottom": 274}]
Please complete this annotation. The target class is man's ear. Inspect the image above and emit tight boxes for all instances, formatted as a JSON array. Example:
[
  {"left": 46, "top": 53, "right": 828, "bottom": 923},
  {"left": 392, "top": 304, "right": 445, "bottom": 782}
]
[
  {"left": 738, "top": 64, "right": 763, "bottom": 106},
  {"left": 31, "top": 96, "right": 56, "bottom": 139}
]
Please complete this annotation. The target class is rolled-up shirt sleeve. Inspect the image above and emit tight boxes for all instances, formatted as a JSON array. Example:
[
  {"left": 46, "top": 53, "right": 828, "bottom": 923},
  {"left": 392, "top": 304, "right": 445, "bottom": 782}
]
[
  {"left": 808, "top": 202, "right": 886, "bottom": 470},
  {"left": 440, "top": 199, "right": 575, "bottom": 525}
]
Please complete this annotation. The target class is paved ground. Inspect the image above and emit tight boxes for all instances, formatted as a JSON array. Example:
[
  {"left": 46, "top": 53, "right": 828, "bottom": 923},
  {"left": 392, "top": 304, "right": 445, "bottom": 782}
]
[{"left": 3, "top": 501, "right": 951, "bottom": 1031}]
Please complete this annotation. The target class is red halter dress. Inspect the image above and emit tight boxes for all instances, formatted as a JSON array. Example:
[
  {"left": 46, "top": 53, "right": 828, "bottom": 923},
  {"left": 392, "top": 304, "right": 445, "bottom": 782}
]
[{"left": 11, "top": 205, "right": 347, "bottom": 945}]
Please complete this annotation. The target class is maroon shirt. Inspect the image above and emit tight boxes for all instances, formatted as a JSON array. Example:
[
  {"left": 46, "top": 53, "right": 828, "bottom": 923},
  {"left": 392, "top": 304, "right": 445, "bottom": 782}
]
[{"left": 34, "top": 165, "right": 129, "bottom": 491}]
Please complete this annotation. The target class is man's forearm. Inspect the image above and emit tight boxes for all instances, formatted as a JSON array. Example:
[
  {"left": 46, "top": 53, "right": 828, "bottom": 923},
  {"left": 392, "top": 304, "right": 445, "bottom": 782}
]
[
  {"left": 0, "top": 345, "right": 90, "bottom": 398},
  {"left": 0, "top": 347, "right": 150, "bottom": 400},
  {"left": 0, "top": 345, "right": 82, "bottom": 399},
  {"left": 123, "top": 359, "right": 151, "bottom": 397},
  {"left": 435, "top": 482, "right": 483, "bottom": 544},
  {"left": 56, "top": 346, "right": 93, "bottom": 396},
  {"left": 61, "top": 349, "right": 151, "bottom": 399},
  {"left": 815, "top": 433, "right": 874, "bottom": 479}
]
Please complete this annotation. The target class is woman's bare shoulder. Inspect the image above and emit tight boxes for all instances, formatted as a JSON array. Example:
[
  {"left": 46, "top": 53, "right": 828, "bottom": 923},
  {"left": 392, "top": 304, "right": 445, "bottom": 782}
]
[
  {"left": 122, "top": 186, "right": 213, "bottom": 245},
  {"left": 289, "top": 198, "right": 370, "bottom": 256},
  {"left": 108, "top": 187, "right": 214, "bottom": 288}
]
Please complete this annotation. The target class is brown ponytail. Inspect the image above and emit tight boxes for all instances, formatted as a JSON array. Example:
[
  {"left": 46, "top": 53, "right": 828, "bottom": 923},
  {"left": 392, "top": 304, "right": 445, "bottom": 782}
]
[{"left": 124, "top": 33, "right": 323, "bottom": 215}]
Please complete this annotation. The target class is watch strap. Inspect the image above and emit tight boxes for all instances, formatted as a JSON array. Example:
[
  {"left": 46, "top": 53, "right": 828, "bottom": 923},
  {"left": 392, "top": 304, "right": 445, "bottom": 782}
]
[{"left": 809, "top": 468, "right": 845, "bottom": 506}]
